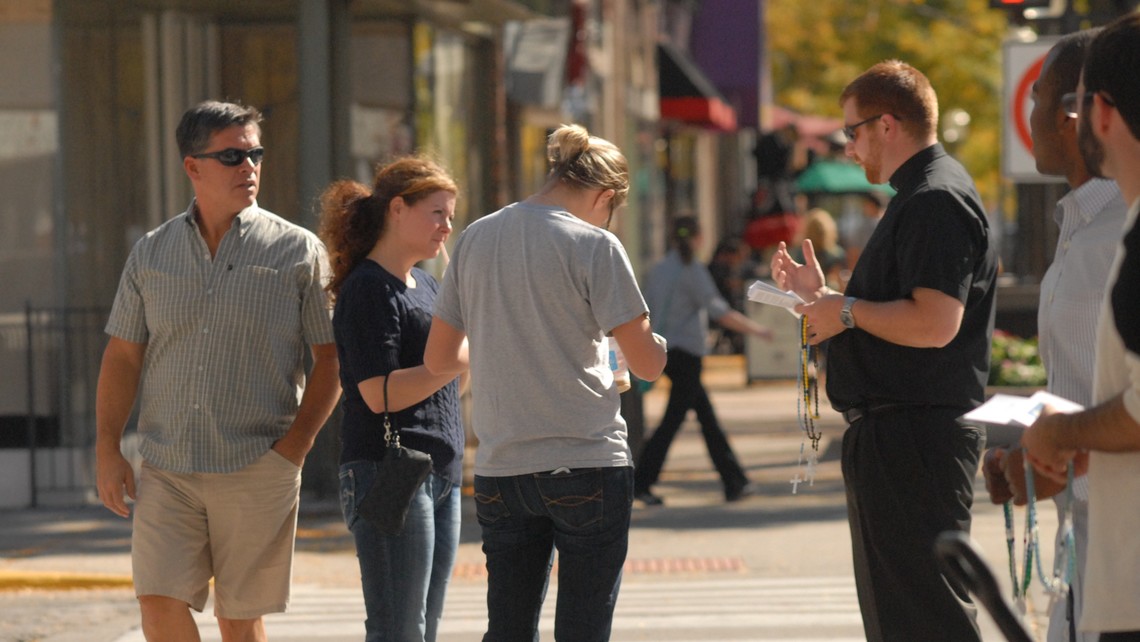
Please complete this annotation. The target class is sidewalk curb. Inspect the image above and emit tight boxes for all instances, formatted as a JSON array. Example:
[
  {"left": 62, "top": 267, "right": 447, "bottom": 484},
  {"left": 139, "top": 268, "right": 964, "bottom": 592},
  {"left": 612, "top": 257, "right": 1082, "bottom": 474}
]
[{"left": 0, "top": 569, "right": 133, "bottom": 591}]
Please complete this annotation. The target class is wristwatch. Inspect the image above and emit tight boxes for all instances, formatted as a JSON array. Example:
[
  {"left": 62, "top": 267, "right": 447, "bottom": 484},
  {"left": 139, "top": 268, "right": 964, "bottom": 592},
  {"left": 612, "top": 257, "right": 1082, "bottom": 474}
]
[{"left": 840, "top": 296, "right": 858, "bottom": 329}]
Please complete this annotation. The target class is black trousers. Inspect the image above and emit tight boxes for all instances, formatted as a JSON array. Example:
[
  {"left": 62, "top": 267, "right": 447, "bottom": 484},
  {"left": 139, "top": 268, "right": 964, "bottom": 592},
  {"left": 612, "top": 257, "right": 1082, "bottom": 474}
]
[
  {"left": 634, "top": 349, "right": 749, "bottom": 497},
  {"left": 841, "top": 405, "right": 984, "bottom": 642}
]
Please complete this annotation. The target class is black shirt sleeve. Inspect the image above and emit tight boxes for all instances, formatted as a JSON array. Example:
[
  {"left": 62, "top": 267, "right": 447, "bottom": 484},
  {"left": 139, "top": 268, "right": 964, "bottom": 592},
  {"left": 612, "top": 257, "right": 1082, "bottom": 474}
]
[
  {"left": 1112, "top": 216, "right": 1140, "bottom": 355},
  {"left": 894, "top": 190, "right": 981, "bottom": 303}
]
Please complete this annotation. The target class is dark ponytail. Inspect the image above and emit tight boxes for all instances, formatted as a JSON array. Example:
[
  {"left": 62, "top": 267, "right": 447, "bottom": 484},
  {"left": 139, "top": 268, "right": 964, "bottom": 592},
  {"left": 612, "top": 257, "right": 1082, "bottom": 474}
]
[{"left": 672, "top": 216, "right": 699, "bottom": 265}]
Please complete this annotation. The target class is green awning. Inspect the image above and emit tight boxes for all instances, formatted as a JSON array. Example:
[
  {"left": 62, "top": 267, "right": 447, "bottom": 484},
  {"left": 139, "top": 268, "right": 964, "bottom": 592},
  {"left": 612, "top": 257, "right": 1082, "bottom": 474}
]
[{"left": 795, "top": 160, "right": 895, "bottom": 196}]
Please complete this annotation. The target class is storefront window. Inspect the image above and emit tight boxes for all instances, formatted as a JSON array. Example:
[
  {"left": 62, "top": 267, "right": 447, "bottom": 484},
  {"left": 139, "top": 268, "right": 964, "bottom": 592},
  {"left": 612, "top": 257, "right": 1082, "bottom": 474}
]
[
  {"left": 0, "top": 2, "right": 61, "bottom": 450},
  {"left": 0, "top": 7, "right": 57, "bottom": 313},
  {"left": 349, "top": 21, "right": 414, "bottom": 184},
  {"left": 413, "top": 22, "right": 473, "bottom": 228}
]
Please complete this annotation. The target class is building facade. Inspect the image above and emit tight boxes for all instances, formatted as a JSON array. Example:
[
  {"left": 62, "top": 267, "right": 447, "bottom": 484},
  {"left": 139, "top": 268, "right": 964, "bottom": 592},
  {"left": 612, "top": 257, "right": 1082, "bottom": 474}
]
[{"left": 1, "top": 0, "right": 761, "bottom": 507}]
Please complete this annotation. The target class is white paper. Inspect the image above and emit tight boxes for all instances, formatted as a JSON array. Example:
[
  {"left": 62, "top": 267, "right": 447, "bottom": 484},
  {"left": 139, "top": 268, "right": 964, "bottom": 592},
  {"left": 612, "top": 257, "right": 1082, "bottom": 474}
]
[
  {"left": 746, "top": 280, "right": 804, "bottom": 316},
  {"left": 959, "top": 391, "right": 1084, "bottom": 448}
]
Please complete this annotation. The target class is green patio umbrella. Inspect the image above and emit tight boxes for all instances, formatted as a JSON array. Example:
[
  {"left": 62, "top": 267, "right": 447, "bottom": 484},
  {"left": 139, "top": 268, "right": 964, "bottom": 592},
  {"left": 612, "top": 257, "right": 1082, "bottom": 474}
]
[{"left": 795, "top": 160, "right": 895, "bottom": 196}]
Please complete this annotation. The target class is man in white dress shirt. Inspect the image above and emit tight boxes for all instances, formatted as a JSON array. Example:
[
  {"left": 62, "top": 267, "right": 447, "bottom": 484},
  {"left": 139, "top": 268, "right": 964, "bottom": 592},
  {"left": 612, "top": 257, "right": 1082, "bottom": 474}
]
[
  {"left": 1021, "top": 14, "right": 1140, "bottom": 640},
  {"left": 980, "top": 29, "right": 1127, "bottom": 642}
]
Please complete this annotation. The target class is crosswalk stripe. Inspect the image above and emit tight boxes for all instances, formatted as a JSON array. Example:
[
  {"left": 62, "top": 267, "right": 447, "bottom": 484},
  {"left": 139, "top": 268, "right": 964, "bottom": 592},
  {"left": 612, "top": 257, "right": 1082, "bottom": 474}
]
[{"left": 112, "top": 576, "right": 863, "bottom": 641}]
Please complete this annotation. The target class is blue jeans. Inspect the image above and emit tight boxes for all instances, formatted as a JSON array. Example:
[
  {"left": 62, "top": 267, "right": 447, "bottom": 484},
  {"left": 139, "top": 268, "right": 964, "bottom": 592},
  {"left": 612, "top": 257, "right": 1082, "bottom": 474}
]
[
  {"left": 473, "top": 466, "right": 633, "bottom": 642},
  {"left": 340, "top": 462, "right": 461, "bottom": 642}
]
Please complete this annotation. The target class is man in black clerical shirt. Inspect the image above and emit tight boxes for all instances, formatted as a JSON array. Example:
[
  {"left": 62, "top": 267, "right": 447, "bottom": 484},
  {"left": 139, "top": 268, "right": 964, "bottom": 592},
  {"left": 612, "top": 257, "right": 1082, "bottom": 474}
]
[{"left": 772, "top": 60, "right": 998, "bottom": 642}]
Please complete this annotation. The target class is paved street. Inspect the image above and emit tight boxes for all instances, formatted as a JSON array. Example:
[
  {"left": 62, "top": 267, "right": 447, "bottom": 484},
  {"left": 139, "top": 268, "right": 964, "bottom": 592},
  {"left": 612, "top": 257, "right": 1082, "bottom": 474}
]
[
  {"left": 1, "top": 356, "right": 1060, "bottom": 641},
  {"left": 112, "top": 577, "right": 864, "bottom": 642}
]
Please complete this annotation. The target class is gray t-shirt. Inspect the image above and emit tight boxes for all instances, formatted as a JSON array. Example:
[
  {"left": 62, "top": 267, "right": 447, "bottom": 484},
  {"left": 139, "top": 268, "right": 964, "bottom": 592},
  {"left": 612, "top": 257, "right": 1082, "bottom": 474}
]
[
  {"left": 434, "top": 202, "right": 648, "bottom": 475},
  {"left": 643, "top": 250, "right": 730, "bottom": 356}
]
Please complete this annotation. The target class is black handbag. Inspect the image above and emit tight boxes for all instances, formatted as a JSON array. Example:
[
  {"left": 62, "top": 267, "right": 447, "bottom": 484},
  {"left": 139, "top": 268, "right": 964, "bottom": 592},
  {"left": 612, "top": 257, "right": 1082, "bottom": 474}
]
[{"left": 355, "top": 375, "right": 433, "bottom": 536}]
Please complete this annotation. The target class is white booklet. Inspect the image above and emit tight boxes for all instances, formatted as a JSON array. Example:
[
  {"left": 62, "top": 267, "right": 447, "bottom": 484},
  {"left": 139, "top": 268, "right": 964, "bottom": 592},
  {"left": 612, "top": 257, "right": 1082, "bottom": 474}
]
[
  {"left": 746, "top": 280, "right": 804, "bottom": 315},
  {"left": 959, "top": 390, "right": 1084, "bottom": 448}
]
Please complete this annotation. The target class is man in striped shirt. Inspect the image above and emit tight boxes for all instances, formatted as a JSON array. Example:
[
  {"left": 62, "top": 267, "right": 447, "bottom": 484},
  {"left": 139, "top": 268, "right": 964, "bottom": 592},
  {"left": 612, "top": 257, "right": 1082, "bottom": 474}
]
[
  {"left": 981, "top": 29, "right": 1127, "bottom": 642},
  {"left": 95, "top": 101, "right": 341, "bottom": 642},
  {"left": 1022, "top": 14, "right": 1140, "bottom": 639}
]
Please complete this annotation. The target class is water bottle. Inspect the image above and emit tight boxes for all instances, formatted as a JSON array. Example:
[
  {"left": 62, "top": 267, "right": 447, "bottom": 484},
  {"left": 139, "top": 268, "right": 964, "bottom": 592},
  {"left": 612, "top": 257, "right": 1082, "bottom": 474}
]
[{"left": 607, "top": 337, "right": 631, "bottom": 393}]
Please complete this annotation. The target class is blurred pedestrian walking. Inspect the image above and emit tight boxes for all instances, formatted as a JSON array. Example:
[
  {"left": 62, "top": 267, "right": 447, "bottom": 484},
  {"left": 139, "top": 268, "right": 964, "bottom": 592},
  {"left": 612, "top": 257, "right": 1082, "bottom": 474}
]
[{"left": 635, "top": 216, "right": 773, "bottom": 506}]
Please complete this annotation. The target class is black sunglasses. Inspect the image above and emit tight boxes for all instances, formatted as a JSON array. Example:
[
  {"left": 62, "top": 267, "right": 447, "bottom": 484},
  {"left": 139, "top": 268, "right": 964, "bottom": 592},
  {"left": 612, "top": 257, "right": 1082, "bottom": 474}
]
[
  {"left": 843, "top": 114, "right": 884, "bottom": 141},
  {"left": 191, "top": 147, "right": 265, "bottom": 167}
]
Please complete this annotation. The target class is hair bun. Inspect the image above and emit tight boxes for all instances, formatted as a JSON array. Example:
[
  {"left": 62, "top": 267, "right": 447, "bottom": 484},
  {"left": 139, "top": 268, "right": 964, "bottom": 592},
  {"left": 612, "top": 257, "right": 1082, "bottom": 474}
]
[{"left": 548, "top": 124, "right": 590, "bottom": 167}]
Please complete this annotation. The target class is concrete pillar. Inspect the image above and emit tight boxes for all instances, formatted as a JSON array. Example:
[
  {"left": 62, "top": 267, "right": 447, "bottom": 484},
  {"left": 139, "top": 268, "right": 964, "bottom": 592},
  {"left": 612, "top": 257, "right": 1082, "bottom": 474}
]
[
  {"left": 297, "top": 0, "right": 349, "bottom": 228},
  {"left": 297, "top": 0, "right": 349, "bottom": 501}
]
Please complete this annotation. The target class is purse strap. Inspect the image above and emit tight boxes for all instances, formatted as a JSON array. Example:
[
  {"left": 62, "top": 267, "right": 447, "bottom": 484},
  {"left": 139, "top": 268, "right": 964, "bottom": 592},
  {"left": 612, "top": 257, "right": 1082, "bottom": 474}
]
[{"left": 383, "top": 374, "right": 400, "bottom": 448}]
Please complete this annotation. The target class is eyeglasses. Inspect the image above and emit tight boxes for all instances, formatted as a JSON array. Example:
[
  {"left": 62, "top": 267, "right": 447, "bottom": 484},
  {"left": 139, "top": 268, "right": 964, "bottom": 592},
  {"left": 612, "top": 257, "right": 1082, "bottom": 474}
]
[
  {"left": 1061, "top": 92, "right": 1092, "bottom": 119},
  {"left": 190, "top": 147, "right": 265, "bottom": 166},
  {"left": 843, "top": 114, "right": 885, "bottom": 142},
  {"left": 1062, "top": 91, "right": 1115, "bottom": 119}
]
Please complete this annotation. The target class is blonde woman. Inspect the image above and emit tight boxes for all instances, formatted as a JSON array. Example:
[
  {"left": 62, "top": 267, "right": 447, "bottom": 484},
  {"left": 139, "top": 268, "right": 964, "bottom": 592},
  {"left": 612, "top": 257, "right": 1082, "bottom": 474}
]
[{"left": 425, "top": 124, "right": 666, "bottom": 641}]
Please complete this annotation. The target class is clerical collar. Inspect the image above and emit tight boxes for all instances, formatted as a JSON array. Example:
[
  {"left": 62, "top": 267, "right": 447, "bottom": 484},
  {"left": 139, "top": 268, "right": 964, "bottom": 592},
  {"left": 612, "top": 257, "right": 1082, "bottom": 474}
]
[{"left": 888, "top": 143, "right": 947, "bottom": 195}]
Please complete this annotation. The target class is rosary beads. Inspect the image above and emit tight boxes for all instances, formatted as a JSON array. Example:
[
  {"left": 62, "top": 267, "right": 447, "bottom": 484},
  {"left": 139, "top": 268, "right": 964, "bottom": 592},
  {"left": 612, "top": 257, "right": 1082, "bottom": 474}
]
[
  {"left": 1004, "top": 458, "right": 1075, "bottom": 611},
  {"left": 793, "top": 315, "right": 822, "bottom": 493}
]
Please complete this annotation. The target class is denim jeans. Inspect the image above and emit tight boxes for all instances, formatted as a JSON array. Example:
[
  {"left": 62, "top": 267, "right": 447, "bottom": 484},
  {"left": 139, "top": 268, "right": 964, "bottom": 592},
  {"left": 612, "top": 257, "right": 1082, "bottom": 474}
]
[
  {"left": 473, "top": 466, "right": 633, "bottom": 642},
  {"left": 340, "top": 461, "right": 461, "bottom": 642}
]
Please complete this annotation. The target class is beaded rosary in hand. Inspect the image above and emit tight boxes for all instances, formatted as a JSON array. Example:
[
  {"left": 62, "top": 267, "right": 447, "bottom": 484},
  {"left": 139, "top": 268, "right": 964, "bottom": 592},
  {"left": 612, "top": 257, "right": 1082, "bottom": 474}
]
[
  {"left": 792, "top": 315, "right": 822, "bottom": 494},
  {"left": 1004, "top": 460, "right": 1075, "bottom": 614}
]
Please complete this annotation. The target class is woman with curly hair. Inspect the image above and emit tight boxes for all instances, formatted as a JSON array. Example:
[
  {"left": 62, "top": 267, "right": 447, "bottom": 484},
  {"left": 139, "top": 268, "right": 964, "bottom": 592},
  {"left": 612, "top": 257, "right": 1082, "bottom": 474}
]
[{"left": 318, "top": 155, "right": 466, "bottom": 642}]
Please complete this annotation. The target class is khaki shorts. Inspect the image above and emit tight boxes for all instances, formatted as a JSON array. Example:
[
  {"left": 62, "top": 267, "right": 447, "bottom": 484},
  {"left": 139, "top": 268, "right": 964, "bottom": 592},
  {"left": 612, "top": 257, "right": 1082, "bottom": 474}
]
[{"left": 131, "top": 449, "right": 302, "bottom": 619}]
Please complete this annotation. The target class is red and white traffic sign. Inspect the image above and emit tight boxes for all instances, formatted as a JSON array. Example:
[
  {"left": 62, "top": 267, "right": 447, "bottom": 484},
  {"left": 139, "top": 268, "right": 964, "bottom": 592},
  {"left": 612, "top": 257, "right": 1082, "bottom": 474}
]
[{"left": 1002, "top": 37, "right": 1063, "bottom": 182}]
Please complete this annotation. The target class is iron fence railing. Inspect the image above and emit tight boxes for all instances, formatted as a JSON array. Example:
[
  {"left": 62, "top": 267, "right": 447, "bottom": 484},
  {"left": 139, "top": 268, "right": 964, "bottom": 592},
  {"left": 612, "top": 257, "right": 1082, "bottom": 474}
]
[{"left": 0, "top": 305, "right": 109, "bottom": 507}]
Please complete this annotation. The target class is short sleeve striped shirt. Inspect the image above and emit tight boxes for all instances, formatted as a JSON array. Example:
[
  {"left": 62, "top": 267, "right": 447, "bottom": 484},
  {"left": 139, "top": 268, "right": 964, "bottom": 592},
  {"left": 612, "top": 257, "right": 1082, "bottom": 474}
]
[
  {"left": 1038, "top": 179, "right": 1127, "bottom": 502},
  {"left": 105, "top": 201, "right": 335, "bottom": 473}
]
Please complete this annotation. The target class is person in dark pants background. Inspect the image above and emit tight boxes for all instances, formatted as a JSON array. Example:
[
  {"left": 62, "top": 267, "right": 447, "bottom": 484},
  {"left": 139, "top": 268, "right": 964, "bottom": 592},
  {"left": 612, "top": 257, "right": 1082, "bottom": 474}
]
[
  {"left": 772, "top": 60, "right": 998, "bottom": 641},
  {"left": 635, "top": 216, "right": 773, "bottom": 506}
]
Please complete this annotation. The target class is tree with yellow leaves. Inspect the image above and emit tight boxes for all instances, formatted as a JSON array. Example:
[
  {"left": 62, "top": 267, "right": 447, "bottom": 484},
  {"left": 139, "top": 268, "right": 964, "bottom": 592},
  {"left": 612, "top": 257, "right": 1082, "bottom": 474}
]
[{"left": 766, "top": 0, "right": 1009, "bottom": 206}]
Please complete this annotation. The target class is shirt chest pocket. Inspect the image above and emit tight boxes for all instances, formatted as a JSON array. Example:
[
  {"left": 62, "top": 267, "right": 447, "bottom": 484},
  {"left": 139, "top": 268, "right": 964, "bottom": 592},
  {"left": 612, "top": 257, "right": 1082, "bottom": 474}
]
[{"left": 220, "top": 265, "right": 300, "bottom": 331}]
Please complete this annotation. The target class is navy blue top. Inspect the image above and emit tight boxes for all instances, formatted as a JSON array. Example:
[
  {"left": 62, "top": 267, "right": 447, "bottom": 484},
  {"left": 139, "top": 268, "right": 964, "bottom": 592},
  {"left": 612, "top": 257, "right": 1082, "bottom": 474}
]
[
  {"left": 333, "top": 261, "right": 463, "bottom": 484},
  {"left": 826, "top": 144, "right": 998, "bottom": 412}
]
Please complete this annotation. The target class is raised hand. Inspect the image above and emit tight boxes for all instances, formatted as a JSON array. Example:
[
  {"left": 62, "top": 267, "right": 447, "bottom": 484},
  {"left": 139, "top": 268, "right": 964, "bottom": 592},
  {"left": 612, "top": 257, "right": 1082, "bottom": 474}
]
[{"left": 770, "top": 239, "right": 826, "bottom": 301}]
